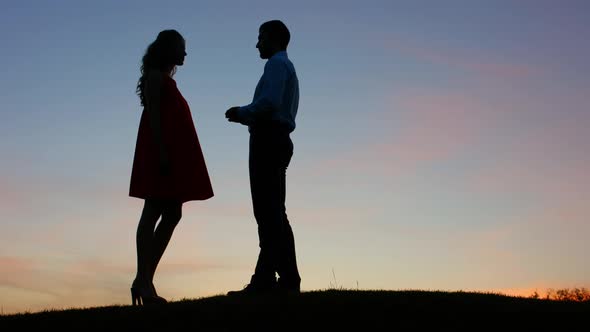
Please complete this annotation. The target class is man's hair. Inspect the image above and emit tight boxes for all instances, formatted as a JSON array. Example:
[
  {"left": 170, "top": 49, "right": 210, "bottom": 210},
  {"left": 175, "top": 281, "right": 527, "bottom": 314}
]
[{"left": 260, "top": 20, "right": 290, "bottom": 50}]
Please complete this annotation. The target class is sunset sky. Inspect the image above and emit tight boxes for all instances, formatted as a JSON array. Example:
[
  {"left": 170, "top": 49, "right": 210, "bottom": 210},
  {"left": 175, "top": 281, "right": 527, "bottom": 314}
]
[{"left": 1, "top": 0, "right": 589, "bottom": 314}]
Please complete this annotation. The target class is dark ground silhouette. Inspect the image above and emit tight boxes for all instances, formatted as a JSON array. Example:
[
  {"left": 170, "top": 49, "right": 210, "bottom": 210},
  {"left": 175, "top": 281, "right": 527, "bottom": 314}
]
[{"left": 2, "top": 290, "right": 588, "bottom": 330}]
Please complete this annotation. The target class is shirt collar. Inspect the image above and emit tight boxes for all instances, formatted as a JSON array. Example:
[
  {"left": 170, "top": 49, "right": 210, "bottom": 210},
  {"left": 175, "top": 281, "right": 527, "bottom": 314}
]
[{"left": 271, "top": 50, "right": 288, "bottom": 59}]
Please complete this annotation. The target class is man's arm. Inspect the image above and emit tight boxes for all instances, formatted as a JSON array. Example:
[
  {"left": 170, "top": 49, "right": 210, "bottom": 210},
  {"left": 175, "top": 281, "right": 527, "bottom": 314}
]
[{"left": 237, "top": 58, "right": 288, "bottom": 124}]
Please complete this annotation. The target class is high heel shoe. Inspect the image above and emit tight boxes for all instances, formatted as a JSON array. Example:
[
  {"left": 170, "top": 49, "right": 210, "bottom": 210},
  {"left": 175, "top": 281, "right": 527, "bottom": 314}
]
[
  {"left": 131, "top": 286, "right": 168, "bottom": 306},
  {"left": 131, "top": 287, "right": 142, "bottom": 306}
]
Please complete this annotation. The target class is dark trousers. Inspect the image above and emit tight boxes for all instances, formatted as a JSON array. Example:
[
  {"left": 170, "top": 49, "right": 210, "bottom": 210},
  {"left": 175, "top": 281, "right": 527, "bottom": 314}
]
[{"left": 249, "top": 130, "right": 300, "bottom": 287}]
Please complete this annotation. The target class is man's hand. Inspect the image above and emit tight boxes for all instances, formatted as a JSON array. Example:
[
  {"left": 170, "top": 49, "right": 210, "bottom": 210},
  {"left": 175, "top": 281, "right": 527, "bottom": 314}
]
[{"left": 225, "top": 106, "right": 241, "bottom": 123}]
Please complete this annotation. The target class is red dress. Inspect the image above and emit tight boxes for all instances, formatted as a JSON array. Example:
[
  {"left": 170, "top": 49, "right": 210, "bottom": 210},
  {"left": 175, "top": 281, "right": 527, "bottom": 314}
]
[{"left": 129, "top": 75, "right": 214, "bottom": 203}]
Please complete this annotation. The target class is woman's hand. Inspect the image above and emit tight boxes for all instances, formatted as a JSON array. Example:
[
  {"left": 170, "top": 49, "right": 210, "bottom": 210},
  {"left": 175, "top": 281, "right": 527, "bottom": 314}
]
[{"left": 159, "top": 149, "right": 171, "bottom": 176}]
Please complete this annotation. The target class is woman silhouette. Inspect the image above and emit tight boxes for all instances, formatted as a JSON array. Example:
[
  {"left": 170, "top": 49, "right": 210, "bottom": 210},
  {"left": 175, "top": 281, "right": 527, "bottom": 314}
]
[{"left": 129, "top": 30, "right": 213, "bottom": 305}]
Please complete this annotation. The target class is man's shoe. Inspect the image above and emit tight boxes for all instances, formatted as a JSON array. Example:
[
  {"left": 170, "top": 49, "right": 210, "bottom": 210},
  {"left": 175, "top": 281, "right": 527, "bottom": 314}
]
[
  {"left": 227, "top": 282, "right": 277, "bottom": 296},
  {"left": 277, "top": 279, "right": 300, "bottom": 294}
]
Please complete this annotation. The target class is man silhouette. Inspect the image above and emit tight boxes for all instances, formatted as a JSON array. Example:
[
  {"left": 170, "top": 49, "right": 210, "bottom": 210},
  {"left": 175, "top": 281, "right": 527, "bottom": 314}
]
[{"left": 225, "top": 20, "right": 301, "bottom": 294}]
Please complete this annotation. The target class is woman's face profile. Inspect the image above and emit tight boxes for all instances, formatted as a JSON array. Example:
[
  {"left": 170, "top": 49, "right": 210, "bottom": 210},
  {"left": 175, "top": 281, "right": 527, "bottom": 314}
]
[{"left": 172, "top": 39, "right": 187, "bottom": 66}]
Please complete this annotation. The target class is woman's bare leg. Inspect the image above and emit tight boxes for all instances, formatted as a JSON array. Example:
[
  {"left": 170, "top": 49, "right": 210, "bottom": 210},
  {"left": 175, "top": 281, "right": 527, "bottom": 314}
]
[
  {"left": 134, "top": 199, "right": 164, "bottom": 293},
  {"left": 150, "top": 201, "right": 182, "bottom": 292}
]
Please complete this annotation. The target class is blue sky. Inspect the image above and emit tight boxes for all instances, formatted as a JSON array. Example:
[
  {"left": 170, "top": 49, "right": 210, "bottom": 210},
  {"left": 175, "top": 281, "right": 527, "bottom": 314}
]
[{"left": 1, "top": 0, "right": 589, "bottom": 314}]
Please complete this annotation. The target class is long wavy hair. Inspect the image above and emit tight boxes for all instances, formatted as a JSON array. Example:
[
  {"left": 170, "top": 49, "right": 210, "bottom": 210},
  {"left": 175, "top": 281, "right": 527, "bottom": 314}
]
[{"left": 136, "top": 30, "right": 185, "bottom": 107}]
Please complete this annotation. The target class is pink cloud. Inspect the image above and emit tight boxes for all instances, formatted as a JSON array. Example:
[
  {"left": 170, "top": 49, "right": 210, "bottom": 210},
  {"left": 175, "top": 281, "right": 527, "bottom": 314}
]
[
  {"left": 0, "top": 256, "right": 60, "bottom": 297},
  {"left": 306, "top": 90, "right": 508, "bottom": 178},
  {"left": 64, "top": 258, "right": 226, "bottom": 276},
  {"left": 466, "top": 104, "right": 590, "bottom": 200},
  {"left": 387, "top": 37, "right": 538, "bottom": 79},
  {"left": 0, "top": 177, "right": 28, "bottom": 213},
  {"left": 0, "top": 254, "right": 230, "bottom": 314},
  {"left": 453, "top": 192, "right": 589, "bottom": 277},
  {"left": 289, "top": 204, "right": 382, "bottom": 228},
  {"left": 0, "top": 256, "right": 35, "bottom": 280}
]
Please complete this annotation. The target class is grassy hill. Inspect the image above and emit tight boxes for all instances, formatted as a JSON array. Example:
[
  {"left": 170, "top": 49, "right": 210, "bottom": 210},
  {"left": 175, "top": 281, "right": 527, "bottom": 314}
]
[{"left": 1, "top": 290, "right": 588, "bottom": 330}]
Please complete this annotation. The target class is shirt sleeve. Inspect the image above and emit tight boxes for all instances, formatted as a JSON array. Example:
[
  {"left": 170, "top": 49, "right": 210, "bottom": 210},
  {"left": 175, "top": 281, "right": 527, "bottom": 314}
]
[{"left": 238, "top": 58, "right": 288, "bottom": 124}]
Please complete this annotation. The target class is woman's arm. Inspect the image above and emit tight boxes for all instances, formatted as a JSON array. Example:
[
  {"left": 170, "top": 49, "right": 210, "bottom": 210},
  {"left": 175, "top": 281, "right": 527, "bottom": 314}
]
[{"left": 145, "top": 71, "right": 170, "bottom": 174}]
